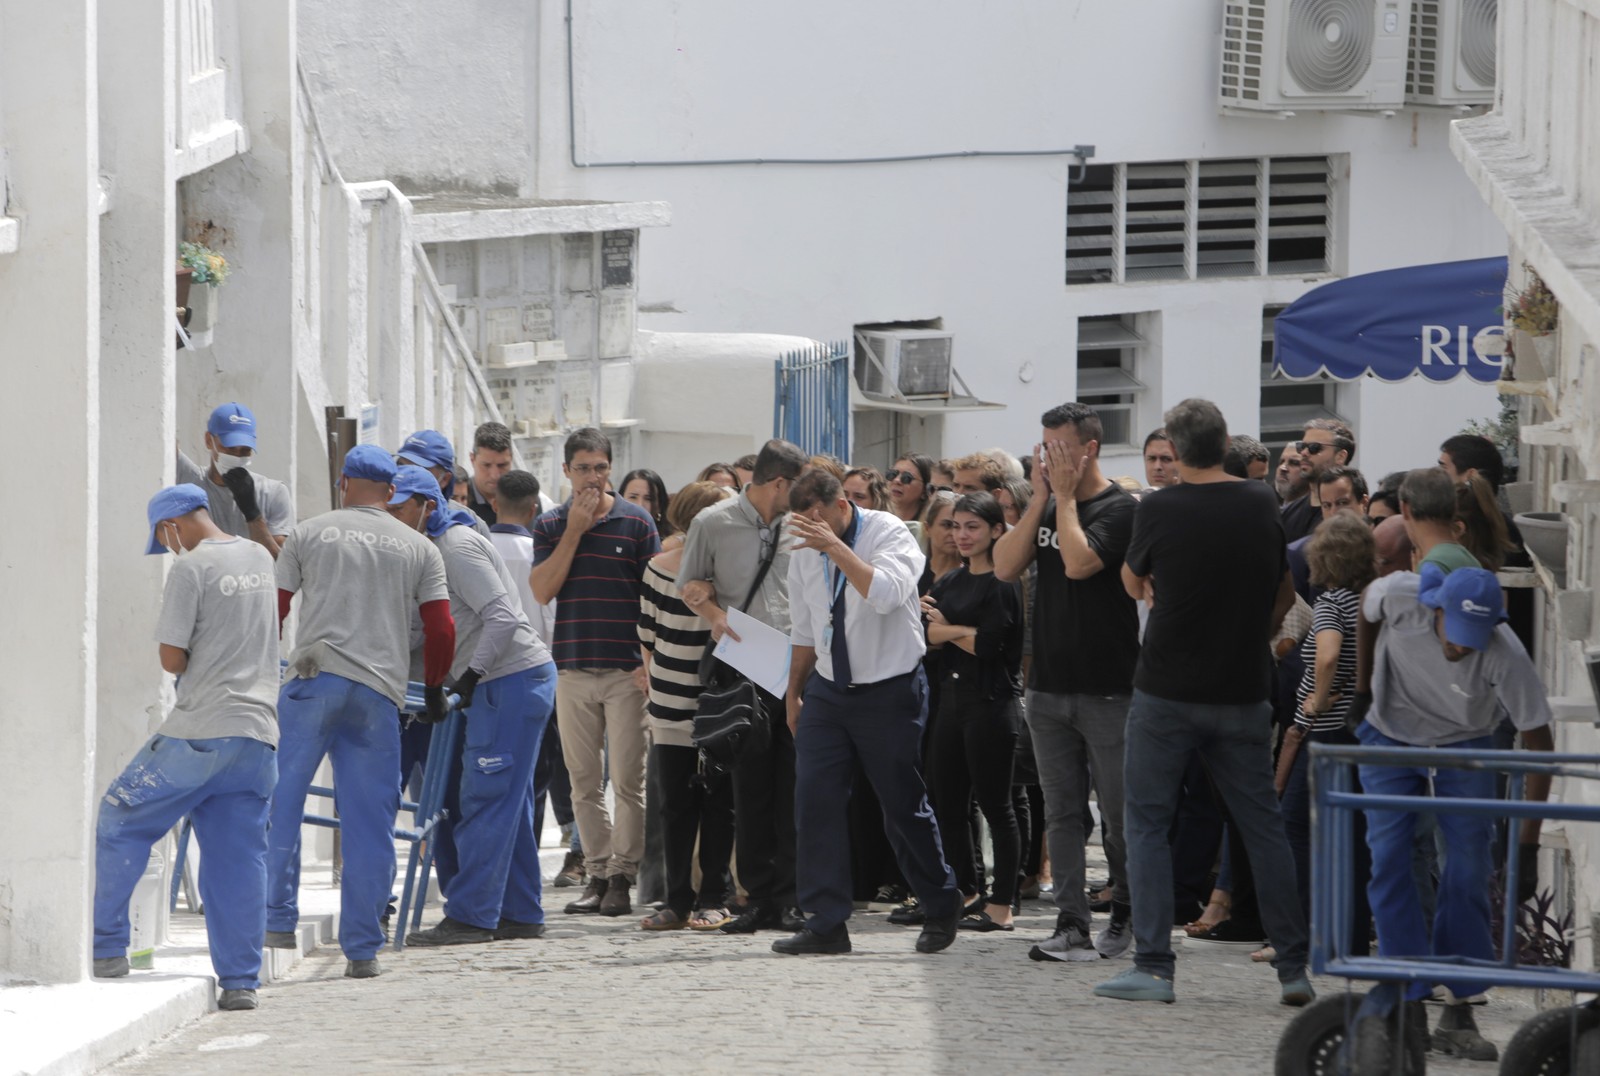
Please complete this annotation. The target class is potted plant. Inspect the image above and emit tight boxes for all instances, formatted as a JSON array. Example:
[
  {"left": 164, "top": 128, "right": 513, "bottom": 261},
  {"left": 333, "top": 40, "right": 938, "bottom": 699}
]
[
  {"left": 1504, "top": 265, "right": 1558, "bottom": 381},
  {"left": 179, "top": 241, "right": 230, "bottom": 334}
]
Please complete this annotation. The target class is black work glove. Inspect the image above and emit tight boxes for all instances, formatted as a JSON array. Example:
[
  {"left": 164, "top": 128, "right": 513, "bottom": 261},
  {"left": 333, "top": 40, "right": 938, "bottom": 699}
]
[
  {"left": 450, "top": 669, "right": 482, "bottom": 711},
  {"left": 222, "top": 467, "right": 261, "bottom": 523},
  {"left": 1517, "top": 842, "right": 1540, "bottom": 904},
  {"left": 1344, "top": 691, "right": 1373, "bottom": 734},
  {"left": 423, "top": 684, "right": 450, "bottom": 724}
]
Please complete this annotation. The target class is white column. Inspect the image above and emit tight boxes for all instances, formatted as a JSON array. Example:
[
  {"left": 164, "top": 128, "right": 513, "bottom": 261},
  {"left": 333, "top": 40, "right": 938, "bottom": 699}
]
[
  {"left": 0, "top": 0, "right": 102, "bottom": 984},
  {"left": 179, "top": 0, "right": 306, "bottom": 511}
]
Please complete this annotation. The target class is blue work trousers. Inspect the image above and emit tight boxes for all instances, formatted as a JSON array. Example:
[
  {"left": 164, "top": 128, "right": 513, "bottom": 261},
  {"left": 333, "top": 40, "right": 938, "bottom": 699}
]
[
  {"left": 1123, "top": 690, "right": 1309, "bottom": 983},
  {"left": 95, "top": 734, "right": 276, "bottom": 989},
  {"left": 1356, "top": 722, "right": 1497, "bottom": 1000},
  {"left": 795, "top": 668, "right": 960, "bottom": 933},
  {"left": 267, "top": 673, "right": 400, "bottom": 960},
  {"left": 433, "top": 662, "right": 557, "bottom": 928}
]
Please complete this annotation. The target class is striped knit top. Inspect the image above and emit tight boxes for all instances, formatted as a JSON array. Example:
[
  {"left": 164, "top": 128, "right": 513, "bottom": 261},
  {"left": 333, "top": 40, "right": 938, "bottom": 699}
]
[{"left": 638, "top": 559, "right": 711, "bottom": 747}]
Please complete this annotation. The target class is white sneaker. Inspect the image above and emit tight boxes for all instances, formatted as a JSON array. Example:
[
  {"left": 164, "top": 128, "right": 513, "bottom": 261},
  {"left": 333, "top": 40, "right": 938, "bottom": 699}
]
[
  {"left": 1095, "top": 915, "right": 1133, "bottom": 958},
  {"left": 1029, "top": 924, "right": 1100, "bottom": 962}
]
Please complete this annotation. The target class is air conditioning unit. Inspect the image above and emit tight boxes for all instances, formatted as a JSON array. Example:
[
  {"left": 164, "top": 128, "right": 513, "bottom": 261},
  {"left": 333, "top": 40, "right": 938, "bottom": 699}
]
[
  {"left": 854, "top": 330, "right": 954, "bottom": 400},
  {"left": 1219, "top": 0, "right": 1412, "bottom": 115},
  {"left": 1405, "top": 0, "right": 1495, "bottom": 107}
]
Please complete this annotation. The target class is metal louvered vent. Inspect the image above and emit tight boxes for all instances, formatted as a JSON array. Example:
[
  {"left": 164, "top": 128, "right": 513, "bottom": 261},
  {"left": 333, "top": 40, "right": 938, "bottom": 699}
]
[
  {"left": 1220, "top": 1, "right": 1268, "bottom": 101},
  {"left": 1460, "top": 0, "right": 1497, "bottom": 87},
  {"left": 1407, "top": 0, "right": 1439, "bottom": 98},
  {"left": 1286, "top": 0, "right": 1376, "bottom": 93}
]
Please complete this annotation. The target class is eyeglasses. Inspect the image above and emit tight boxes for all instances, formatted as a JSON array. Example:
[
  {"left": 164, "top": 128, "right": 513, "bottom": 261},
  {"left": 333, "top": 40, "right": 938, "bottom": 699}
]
[
  {"left": 887, "top": 469, "right": 921, "bottom": 484},
  {"left": 570, "top": 462, "right": 611, "bottom": 476}
]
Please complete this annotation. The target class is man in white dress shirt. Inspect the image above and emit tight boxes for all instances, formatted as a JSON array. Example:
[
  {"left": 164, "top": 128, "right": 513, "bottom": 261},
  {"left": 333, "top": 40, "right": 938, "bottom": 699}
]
[{"left": 775, "top": 469, "right": 961, "bottom": 956}]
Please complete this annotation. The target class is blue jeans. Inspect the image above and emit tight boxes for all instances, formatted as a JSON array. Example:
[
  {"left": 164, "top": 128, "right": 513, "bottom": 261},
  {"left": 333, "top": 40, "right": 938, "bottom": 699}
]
[
  {"left": 95, "top": 735, "right": 277, "bottom": 989},
  {"left": 1123, "top": 690, "right": 1308, "bottom": 982},
  {"left": 433, "top": 662, "right": 557, "bottom": 928},
  {"left": 267, "top": 673, "right": 401, "bottom": 960},
  {"left": 795, "top": 669, "right": 959, "bottom": 932},
  {"left": 1356, "top": 722, "right": 1496, "bottom": 1000}
]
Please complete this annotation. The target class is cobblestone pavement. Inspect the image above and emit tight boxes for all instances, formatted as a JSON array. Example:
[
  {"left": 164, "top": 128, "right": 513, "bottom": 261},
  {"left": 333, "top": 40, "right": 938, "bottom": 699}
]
[{"left": 107, "top": 895, "right": 1530, "bottom": 1076}]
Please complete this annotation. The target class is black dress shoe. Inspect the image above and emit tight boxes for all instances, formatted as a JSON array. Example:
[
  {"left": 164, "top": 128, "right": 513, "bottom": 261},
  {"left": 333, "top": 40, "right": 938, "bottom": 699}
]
[
  {"left": 916, "top": 913, "right": 959, "bottom": 953},
  {"left": 493, "top": 918, "right": 547, "bottom": 940},
  {"left": 780, "top": 906, "right": 806, "bottom": 932},
  {"left": 771, "top": 926, "right": 851, "bottom": 955},
  {"left": 720, "top": 904, "right": 779, "bottom": 934}
]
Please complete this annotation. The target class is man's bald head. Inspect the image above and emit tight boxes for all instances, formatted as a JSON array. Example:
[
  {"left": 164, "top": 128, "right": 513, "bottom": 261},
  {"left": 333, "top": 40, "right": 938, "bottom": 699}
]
[{"left": 1374, "top": 515, "right": 1414, "bottom": 578}]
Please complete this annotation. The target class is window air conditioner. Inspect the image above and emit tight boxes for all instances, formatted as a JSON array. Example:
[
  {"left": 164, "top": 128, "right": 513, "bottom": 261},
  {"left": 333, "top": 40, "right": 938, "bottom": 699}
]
[
  {"left": 854, "top": 330, "right": 954, "bottom": 400},
  {"left": 1405, "top": 0, "right": 1495, "bottom": 108},
  {"left": 1219, "top": 0, "right": 1412, "bottom": 115}
]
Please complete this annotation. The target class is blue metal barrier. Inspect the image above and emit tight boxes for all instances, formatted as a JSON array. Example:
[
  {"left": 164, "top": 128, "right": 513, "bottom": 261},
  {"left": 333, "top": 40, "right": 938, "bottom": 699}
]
[{"left": 1309, "top": 744, "right": 1600, "bottom": 995}]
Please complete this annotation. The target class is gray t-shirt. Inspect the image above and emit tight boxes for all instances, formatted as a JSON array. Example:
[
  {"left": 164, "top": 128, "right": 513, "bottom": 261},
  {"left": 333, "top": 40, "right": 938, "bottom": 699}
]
[
  {"left": 1365, "top": 571, "right": 1551, "bottom": 746},
  {"left": 155, "top": 537, "right": 280, "bottom": 745},
  {"left": 679, "top": 490, "right": 791, "bottom": 633},
  {"left": 177, "top": 451, "right": 294, "bottom": 540},
  {"left": 433, "top": 524, "right": 551, "bottom": 682},
  {"left": 277, "top": 505, "right": 449, "bottom": 706}
]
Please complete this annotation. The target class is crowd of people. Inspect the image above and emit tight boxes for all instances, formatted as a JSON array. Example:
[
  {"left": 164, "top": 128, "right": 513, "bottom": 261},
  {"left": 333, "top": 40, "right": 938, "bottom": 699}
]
[{"left": 88, "top": 396, "right": 1553, "bottom": 1063}]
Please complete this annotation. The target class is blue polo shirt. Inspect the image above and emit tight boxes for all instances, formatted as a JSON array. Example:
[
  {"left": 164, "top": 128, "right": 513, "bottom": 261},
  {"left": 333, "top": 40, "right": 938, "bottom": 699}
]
[{"left": 532, "top": 495, "right": 660, "bottom": 670}]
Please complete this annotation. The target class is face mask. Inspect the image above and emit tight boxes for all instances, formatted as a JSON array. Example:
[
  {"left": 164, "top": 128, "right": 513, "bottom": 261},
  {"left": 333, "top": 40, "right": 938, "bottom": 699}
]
[
  {"left": 164, "top": 523, "right": 186, "bottom": 557},
  {"left": 214, "top": 451, "right": 253, "bottom": 475}
]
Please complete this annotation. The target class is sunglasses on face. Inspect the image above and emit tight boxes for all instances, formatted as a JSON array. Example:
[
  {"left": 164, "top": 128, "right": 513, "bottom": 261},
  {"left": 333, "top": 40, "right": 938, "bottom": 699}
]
[
  {"left": 1295, "top": 441, "right": 1337, "bottom": 456},
  {"left": 887, "top": 469, "right": 921, "bottom": 484}
]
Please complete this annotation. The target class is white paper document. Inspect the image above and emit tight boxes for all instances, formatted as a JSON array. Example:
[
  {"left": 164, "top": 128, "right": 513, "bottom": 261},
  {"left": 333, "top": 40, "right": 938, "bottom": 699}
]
[{"left": 712, "top": 608, "right": 792, "bottom": 698}]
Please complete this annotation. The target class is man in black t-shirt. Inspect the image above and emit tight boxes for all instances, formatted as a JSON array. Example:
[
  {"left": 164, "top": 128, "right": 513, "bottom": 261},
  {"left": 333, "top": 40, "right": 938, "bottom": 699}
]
[
  {"left": 995, "top": 403, "right": 1139, "bottom": 964},
  {"left": 1093, "top": 398, "right": 1311, "bottom": 1007}
]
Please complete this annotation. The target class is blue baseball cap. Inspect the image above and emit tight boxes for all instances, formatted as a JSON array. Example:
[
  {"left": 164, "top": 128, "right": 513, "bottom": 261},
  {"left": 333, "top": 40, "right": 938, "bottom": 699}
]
[
  {"left": 146, "top": 484, "right": 210, "bottom": 554},
  {"left": 397, "top": 430, "right": 455, "bottom": 474},
  {"left": 388, "top": 464, "right": 444, "bottom": 509},
  {"left": 206, "top": 402, "right": 258, "bottom": 449},
  {"left": 342, "top": 443, "right": 398, "bottom": 483},
  {"left": 1420, "top": 566, "right": 1506, "bottom": 651}
]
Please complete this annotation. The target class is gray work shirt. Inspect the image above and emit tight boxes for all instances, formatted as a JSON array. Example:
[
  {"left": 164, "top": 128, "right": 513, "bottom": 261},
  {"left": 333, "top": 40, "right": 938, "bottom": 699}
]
[
  {"left": 431, "top": 523, "right": 551, "bottom": 682},
  {"left": 1364, "top": 571, "right": 1551, "bottom": 746},
  {"left": 277, "top": 505, "right": 449, "bottom": 707},
  {"left": 679, "top": 489, "right": 791, "bottom": 632},
  {"left": 177, "top": 451, "right": 294, "bottom": 540},
  {"left": 155, "top": 537, "right": 280, "bottom": 745}
]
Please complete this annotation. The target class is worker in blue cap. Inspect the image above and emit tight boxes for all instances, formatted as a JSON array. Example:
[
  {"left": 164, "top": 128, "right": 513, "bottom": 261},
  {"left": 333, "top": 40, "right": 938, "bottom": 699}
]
[
  {"left": 177, "top": 402, "right": 295, "bottom": 559},
  {"left": 398, "top": 429, "right": 490, "bottom": 536},
  {"left": 385, "top": 466, "right": 559, "bottom": 945},
  {"left": 92, "top": 484, "right": 280, "bottom": 1011},
  {"left": 266, "top": 445, "right": 455, "bottom": 979}
]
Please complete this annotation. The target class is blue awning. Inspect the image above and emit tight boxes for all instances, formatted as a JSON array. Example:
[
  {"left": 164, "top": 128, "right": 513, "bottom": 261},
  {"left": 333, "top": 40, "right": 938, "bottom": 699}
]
[{"left": 1273, "top": 256, "right": 1508, "bottom": 384}]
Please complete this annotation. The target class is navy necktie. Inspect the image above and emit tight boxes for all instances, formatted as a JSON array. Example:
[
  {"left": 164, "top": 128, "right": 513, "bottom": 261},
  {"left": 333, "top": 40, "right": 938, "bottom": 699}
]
[{"left": 830, "top": 570, "right": 852, "bottom": 686}]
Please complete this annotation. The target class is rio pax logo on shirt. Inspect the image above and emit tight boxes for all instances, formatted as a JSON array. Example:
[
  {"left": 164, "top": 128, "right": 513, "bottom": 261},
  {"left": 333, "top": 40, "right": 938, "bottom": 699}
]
[
  {"left": 318, "top": 525, "right": 413, "bottom": 554},
  {"left": 218, "top": 570, "right": 273, "bottom": 597}
]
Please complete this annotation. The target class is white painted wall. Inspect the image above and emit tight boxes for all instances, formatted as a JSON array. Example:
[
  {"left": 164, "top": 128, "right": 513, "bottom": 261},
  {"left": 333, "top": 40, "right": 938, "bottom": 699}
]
[{"left": 298, "top": 0, "right": 1509, "bottom": 479}]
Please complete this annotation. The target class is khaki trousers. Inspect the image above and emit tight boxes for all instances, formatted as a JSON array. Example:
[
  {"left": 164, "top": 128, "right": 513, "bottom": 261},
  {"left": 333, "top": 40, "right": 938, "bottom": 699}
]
[{"left": 556, "top": 668, "right": 650, "bottom": 881}]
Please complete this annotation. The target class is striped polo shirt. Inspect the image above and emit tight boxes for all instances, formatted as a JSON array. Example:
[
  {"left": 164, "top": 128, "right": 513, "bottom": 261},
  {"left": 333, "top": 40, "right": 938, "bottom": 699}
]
[
  {"left": 532, "top": 495, "right": 660, "bottom": 670},
  {"left": 637, "top": 560, "right": 710, "bottom": 746}
]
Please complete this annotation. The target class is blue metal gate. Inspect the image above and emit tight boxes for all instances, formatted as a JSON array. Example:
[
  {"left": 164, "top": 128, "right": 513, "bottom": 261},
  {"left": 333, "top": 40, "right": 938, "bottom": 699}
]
[{"left": 774, "top": 340, "right": 850, "bottom": 459}]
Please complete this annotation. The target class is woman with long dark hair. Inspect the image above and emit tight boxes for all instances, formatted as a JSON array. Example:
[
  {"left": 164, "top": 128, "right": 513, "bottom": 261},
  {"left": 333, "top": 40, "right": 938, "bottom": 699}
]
[
  {"left": 887, "top": 454, "right": 934, "bottom": 525},
  {"left": 922, "top": 492, "right": 1025, "bottom": 930},
  {"left": 619, "top": 468, "right": 675, "bottom": 544}
]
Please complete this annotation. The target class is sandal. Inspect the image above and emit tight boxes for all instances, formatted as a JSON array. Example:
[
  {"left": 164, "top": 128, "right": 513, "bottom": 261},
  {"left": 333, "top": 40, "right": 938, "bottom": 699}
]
[
  {"left": 957, "top": 909, "right": 1015, "bottom": 933},
  {"left": 1184, "top": 896, "right": 1231, "bottom": 937},
  {"left": 640, "top": 909, "right": 687, "bottom": 931},
  {"left": 688, "top": 907, "right": 732, "bottom": 931}
]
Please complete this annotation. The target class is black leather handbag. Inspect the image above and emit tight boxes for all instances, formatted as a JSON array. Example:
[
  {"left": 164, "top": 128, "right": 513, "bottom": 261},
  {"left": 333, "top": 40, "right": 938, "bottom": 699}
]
[{"left": 691, "top": 521, "right": 781, "bottom": 776}]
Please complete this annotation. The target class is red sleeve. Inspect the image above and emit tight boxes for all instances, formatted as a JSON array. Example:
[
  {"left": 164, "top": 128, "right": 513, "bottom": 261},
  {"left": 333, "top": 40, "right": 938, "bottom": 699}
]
[
  {"left": 420, "top": 599, "right": 456, "bottom": 687},
  {"left": 278, "top": 589, "right": 295, "bottom": 635}
]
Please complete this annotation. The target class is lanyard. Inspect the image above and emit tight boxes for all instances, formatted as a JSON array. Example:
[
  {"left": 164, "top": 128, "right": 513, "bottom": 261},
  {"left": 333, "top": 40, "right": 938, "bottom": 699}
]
[{"left": 827, "top": 558, "right": 848, "bottom": 617}]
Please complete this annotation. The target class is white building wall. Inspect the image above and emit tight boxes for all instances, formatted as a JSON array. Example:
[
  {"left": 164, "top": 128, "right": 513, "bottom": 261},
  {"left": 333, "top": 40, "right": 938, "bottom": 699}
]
[
  {"left": 1454, "top": 0, "right": 1600, "bottom": 969},
  {"left": 298, "top": 0, "right": 1510, "bottom": 477}
]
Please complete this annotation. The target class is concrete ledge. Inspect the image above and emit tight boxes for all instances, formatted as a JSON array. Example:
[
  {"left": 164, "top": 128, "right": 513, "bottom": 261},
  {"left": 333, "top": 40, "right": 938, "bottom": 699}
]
[
  {"left": 410, "top": 195, "right": 672, "bottom": 243},
  {"left": 1, "top": 975, "right": 212, "bottom": 1076}
]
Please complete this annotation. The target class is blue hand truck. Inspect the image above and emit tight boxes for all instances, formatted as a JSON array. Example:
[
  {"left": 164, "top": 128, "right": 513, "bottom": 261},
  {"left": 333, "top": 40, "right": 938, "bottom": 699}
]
[{"left": 1276, "top": 744, "right": 1600, "bottom": 1075}]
